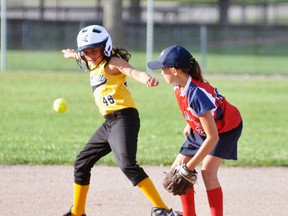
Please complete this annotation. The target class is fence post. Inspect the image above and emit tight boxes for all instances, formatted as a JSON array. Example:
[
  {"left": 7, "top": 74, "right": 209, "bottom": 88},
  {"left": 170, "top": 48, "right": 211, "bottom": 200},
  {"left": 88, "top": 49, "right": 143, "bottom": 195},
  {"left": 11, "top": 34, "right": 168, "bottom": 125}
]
[
  {"left": 200, "top": 25, "right": 207, "bottom": 72},
  {"left": 1, "top": 0, "right": 7, "bottom": 72},
  {"left": 146, "top": 0, "right": 154, "bottom": 72}
]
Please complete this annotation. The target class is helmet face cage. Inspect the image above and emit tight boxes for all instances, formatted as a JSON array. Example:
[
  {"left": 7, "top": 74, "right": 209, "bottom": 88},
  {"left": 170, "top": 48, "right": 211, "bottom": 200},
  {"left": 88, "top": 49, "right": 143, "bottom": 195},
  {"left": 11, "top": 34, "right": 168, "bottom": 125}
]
[
  {"left": 75, "top": 52, "right": 88, "bottom": 72},
  {"left": 76, "top": 51, "right": 95, "bottom": 72}
]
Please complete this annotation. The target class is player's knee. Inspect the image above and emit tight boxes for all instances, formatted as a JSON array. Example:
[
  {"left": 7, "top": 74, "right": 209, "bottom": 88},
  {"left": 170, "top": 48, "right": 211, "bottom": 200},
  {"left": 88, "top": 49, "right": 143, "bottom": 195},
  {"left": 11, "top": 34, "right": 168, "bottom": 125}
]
[
  {"left": 120, "top": 164, "right": 148, "bottom": 186},
  {"left": 73, "top": 156, "right": 94, "bottom": 185},
  {"left": 119, "top": 164, "right": 137, "bottom": 177},
  {"left": 201, "top": 169, "right": 218, "bottom": 186}
]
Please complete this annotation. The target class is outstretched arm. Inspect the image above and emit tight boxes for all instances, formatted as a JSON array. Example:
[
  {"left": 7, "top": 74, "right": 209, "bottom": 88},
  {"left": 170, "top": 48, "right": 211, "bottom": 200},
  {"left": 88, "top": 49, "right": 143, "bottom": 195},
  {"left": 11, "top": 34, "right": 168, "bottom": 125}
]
[
  {"left": 109, "top": 57, "right": 159, "bottom": 87},
  {"left": 127, "top": 68, "right": 159, "bottom": 87}
]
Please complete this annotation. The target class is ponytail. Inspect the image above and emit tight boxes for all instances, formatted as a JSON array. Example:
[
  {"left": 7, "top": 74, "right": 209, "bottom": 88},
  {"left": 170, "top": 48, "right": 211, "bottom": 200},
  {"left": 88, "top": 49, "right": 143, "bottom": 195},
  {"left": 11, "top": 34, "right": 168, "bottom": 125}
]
[
  {"left": 111, "top": 48, "right": 131, "bottom": 62},
  {"left": 103, "top": 47, "right": 131, "bottom": 67},
  {"left": 182, "top": 58, "right": 204, "bottom": 82}
]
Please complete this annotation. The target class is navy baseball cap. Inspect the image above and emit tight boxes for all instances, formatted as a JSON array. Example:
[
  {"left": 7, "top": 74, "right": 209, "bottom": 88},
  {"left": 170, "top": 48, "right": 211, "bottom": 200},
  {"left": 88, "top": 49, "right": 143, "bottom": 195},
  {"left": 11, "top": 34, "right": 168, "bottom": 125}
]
[{"left": 147, "top": 45, "right": 193, "bottom": 70}]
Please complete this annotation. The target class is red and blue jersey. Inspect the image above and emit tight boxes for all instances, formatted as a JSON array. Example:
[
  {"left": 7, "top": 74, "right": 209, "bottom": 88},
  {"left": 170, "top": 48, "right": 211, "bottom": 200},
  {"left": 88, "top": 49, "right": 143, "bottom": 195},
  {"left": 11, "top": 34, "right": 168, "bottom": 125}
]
[{"left": 174, "top": 76, "right": 242, "bottom": 136}]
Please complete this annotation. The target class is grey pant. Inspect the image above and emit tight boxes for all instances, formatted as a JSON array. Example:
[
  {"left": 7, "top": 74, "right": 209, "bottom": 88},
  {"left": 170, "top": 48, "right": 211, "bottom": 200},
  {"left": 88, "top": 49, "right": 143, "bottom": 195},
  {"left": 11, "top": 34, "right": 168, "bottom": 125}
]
[{"left": 74, "top": 108, "right": 148, "bottom": 186}]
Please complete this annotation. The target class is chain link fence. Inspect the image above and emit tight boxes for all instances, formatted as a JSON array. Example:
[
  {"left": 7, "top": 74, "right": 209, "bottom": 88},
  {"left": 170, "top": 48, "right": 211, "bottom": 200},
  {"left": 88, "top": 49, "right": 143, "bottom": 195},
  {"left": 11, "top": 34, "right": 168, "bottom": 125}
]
[{"left": 2, "top": 0, "right": 288, "bottom": 74}]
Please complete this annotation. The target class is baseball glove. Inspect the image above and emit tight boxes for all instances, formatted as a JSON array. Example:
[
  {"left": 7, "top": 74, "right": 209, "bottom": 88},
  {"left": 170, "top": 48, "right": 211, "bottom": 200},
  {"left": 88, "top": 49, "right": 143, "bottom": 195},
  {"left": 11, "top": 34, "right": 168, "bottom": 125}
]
[{"left": 162, "top": 164, "right": 197, "bottom": 196}]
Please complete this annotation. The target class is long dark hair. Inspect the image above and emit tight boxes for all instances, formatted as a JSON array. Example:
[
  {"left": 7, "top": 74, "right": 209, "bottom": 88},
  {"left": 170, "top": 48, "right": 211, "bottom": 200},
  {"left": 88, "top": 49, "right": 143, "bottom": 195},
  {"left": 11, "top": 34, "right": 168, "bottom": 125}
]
[
  {"left": 181, "top": 58, "right": 204, "bottom": 82},
  {"left": 104, "top": 47, "right": 131, "bottom": 64}
]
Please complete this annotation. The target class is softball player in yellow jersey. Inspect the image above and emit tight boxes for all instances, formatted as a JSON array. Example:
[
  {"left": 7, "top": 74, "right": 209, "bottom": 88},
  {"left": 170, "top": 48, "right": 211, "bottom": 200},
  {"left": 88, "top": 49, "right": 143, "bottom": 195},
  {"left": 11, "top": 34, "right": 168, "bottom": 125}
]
[{"left": 61, "top": 25, "right": 179, "bottom": 216}]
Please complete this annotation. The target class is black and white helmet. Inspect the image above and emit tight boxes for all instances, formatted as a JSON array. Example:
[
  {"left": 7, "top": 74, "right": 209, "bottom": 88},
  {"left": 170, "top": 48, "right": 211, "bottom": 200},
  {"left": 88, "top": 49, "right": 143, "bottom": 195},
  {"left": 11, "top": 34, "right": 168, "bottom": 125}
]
[{"left": 77, "top": 25, "right": 112, "bottom": 57}]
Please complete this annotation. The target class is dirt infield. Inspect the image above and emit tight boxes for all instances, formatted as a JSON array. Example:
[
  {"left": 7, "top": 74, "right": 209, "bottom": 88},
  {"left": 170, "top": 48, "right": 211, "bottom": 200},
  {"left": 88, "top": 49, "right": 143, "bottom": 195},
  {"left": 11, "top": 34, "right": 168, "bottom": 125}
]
[{"left": 0, "top": 165, "right": 287, "bottom": 216}]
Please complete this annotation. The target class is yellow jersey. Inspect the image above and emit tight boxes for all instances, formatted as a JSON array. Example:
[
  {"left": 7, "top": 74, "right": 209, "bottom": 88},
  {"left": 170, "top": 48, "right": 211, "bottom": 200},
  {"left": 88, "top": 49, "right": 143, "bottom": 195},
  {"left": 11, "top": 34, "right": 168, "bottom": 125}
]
[{"left": 90, "top": 60, "right": 136, "bottom": 115}]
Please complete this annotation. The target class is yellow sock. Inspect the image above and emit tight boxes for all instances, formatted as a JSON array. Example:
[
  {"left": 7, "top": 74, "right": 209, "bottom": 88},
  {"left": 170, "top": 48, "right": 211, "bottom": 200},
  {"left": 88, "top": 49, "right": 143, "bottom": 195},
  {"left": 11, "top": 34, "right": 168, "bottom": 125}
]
[
  {"left": 137, "top": 177, "right": 169, "bottom": 210},
  {"left": 71, "top": 183, "right": 89, "bottom": 216}
]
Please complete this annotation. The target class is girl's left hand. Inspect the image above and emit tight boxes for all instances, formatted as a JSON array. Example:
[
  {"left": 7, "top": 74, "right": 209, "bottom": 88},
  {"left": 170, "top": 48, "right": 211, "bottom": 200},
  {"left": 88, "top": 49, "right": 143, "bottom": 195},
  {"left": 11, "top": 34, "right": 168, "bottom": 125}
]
[{"left": 146, "top": 77, "right": 159, "bottom": 87}]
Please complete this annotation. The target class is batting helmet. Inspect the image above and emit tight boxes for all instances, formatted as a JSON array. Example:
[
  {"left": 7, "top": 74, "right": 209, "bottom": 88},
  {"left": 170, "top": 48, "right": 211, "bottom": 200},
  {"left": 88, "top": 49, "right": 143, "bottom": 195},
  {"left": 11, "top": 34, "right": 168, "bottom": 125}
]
[{"left": 77, "top": 25, "right": 112, "bottom": 57}]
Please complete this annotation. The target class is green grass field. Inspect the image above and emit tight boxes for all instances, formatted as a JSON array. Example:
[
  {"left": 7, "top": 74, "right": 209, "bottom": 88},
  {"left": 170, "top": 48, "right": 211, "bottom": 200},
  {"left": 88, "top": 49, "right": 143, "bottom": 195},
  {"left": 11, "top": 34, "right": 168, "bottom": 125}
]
[
  {"left": 6, "top": 50, "right": 288, "bottom": 75},
  {"left": 0, "top": 70, "right": 287, "bottom": 166}
]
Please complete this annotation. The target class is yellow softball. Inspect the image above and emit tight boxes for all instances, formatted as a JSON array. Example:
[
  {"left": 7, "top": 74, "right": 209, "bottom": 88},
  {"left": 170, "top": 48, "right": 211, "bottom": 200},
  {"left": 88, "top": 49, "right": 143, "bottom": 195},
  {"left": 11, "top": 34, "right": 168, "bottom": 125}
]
[{"left": 53, "top": 98, "right": 68, "bottom": 113}]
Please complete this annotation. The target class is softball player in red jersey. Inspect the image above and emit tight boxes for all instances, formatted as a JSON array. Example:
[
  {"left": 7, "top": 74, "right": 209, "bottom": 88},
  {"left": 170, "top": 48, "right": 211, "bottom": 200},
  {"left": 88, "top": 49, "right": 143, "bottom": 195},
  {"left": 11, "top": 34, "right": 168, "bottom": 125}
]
[
  {"left": 148, "top": 45, "right": 243, "bottom": 216},
  {"left": 61, "top": 25, "right": 179, "bottom": 216}
]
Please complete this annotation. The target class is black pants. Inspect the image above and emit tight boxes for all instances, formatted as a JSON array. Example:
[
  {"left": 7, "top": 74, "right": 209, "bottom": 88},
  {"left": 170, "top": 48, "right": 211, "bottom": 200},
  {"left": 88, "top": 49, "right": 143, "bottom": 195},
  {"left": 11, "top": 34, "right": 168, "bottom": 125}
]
[{"left": 74, "top": 108, "right": 148, "bottom": 186}]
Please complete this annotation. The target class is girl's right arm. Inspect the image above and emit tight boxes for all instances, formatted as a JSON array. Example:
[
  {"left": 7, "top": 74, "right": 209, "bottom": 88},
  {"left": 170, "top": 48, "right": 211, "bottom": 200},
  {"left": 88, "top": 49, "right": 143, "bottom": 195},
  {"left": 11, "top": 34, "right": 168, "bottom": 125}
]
[
  {"left": 62, "top": 49, "right": 77, "bottom": 59},
  {"left": 186, "top": 111, "right": 219, "bottom": 171},
  {"left": 183, "top": 123, "right": 191, "bottom": 137}
]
